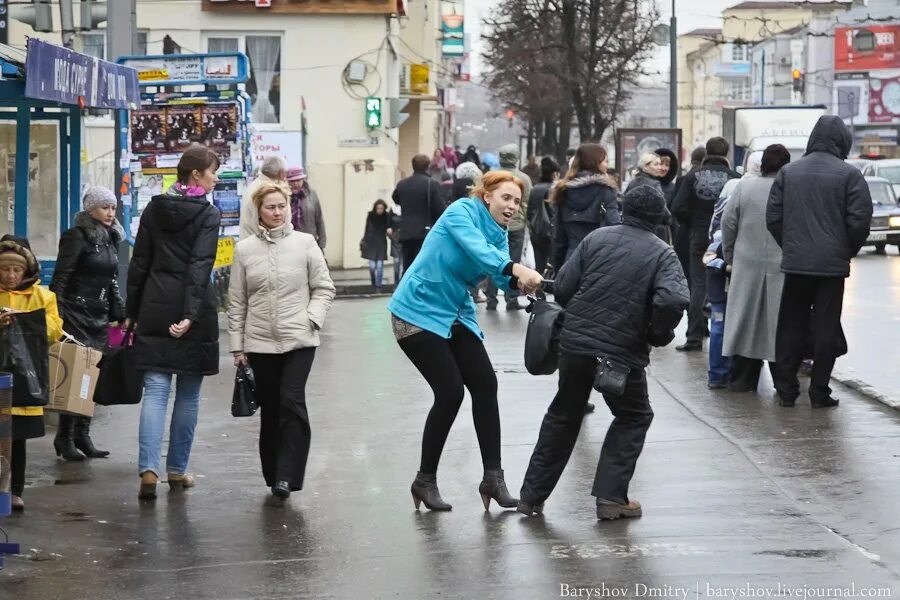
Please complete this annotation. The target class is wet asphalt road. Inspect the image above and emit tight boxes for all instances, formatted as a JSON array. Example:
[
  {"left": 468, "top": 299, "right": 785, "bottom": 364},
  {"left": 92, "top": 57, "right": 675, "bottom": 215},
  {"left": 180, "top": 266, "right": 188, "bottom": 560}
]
[{"left": 2, "top": 297, "right": 899, "bottom": 599}]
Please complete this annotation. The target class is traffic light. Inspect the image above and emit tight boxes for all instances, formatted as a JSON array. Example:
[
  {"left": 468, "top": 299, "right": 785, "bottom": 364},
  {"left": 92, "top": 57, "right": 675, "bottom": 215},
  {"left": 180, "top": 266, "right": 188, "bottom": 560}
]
[
  {"left": 387, "top": 97, "right": 410, "bottom": 129},
  {"left": 791, "top": 69, "right": 805, "bottom": 93},
  {"left": 365, "top": 97, "right": 382, "bottom": 130},
  {"left": 9, "top": 0, "right": 53, "bottom": 33},
  {"left": 80, "top": 0, "right": 108, "bottom": 30},
  {"left": 506, "top": 109, "right": 515, "bottom": 128}
]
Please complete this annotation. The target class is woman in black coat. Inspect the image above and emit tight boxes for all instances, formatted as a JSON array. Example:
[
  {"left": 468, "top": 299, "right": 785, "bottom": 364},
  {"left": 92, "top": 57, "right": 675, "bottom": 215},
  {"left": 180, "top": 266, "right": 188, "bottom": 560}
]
[
  {"left": 126, "top": 143, "right": 222, "bottom": 500},
  {"left": 50, "top": 186, "right": 125, "bottom": 461},
  {"left": 361, "top": 200, "right": 390, "bottom": 291}
]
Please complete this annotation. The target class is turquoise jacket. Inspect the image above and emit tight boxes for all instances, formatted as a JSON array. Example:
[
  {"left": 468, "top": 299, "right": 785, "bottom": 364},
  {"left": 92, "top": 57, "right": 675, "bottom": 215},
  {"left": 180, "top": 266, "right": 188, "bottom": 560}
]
[{"left": 389, "top": 197, "right": 512, "bottom": 339}]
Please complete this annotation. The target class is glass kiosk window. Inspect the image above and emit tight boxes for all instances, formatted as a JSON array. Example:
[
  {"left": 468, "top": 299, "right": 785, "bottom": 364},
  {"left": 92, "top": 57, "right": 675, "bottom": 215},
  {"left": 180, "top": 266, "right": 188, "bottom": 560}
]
[{"left": 0, "top": 122, "right": 61, "bottom": 259}]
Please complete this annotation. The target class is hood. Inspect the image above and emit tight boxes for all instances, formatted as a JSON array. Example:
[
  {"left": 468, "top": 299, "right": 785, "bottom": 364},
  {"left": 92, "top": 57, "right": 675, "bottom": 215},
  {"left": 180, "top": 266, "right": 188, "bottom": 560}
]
[
  {"left": 654, "top": 148, "right": 680, "bottom": 185},
  {"left": 256, "top": 219, "right": 294, "bottom": 242},
  {"left": 553, "top": 173, "right": 615, "bottom": 211},
  {"left": 498, "top": 143, "right": 519, "bottom": 168},
  {"left": 152, "top": 194, "right": 214, "bottom": 233},
  {"left": 0, "top": 239, "right": 40, "bottom": 291},
  {"left": 74, "top": 211, "right": 124, "bottom": 245},
  {"left": 805, "top": 115, "right": 852, "bottom": 159}
]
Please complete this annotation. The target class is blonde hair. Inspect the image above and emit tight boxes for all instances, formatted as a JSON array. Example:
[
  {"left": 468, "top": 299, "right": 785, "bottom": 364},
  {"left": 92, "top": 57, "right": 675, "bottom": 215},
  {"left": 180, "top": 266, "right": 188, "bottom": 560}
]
[
  {"left": 471, "top": 171, "right": 525, "bottom": 200},
  {"left": 638, "top": 153, "right": 661, "bottom": 173},
  {"left": 253, "top": 183, "right": 290, "bottom": 211}
]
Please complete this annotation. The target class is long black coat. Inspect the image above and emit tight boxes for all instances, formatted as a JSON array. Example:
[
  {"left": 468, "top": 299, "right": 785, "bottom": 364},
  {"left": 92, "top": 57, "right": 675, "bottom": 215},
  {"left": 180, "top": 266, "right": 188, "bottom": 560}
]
[
  {"left": 51, "top": 212, "right": 125, "bottom": 349},
  {"left": 126, "top": 193, "right": 221, "bottom": 376},
  {"left": 554, "top": 218, "right": 690, "bottom": 369},
  {"left": 766, "top": 115, "right": 872, "bottom": 278},
  {"left": 361, "top": 210, "right": 390, "bottom": 261},
  {"left": 391, "top": 172, "right": 445, "bottom": 242}
]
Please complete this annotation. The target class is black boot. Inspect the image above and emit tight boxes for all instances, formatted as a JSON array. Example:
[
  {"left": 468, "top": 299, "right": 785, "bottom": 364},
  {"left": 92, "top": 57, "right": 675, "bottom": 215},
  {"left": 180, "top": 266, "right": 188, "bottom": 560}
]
[
  {"left": 478, "top": 469, "right": 518, "bottom": 510},
  {"left": 53, "top": 414, "right": 85, "bottom": 461},
  {"left": 410, "top": 472, "right": 452, "bottom": 511},
  {"left": 73, "top": 417, "right": 109, "bottom": 458}
]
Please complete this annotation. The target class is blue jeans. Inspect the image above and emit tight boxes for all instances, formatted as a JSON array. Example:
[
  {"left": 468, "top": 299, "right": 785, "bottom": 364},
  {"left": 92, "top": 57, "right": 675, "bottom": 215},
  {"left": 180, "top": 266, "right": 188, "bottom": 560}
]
[
  {"left": 139, "top": 371, "right": 204, "bottom": 477},
  {"left": 369, "top": 259, "right": 384, "bottom": 288},
  {"left": 708, "top": 302, "right": 732, "bottom": 384}
]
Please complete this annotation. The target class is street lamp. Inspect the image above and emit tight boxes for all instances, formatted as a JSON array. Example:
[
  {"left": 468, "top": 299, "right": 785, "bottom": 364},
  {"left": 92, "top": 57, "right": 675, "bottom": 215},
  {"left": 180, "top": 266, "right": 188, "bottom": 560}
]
[{"left": 670, "top": 0, "right": 677, "bottom": 128}]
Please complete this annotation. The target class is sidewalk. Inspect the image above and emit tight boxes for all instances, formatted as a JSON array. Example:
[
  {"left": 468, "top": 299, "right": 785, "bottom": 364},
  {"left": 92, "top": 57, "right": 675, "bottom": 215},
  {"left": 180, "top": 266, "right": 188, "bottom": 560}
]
[{"left": 2, "top": 298, "right": 898, "bottom": 599}]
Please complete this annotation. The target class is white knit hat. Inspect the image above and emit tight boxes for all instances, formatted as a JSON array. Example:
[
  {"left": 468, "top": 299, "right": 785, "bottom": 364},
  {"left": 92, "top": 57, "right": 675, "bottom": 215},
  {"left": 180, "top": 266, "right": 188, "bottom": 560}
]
[{"left": 82, "top": 186, "right": 117, "bottom": 213}]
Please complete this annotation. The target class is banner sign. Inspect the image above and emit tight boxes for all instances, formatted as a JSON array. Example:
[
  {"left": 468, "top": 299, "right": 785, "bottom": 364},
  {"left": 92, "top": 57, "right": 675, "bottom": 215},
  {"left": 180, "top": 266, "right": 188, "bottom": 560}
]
[
  {"left": 835, "top": 25, "right": 900, "bottom": 72},
  {"left": 440, "top": 0, "right": 465, "bottom": 58},
  {"left": 24, "top": 39, "right": 139, "bottom": 109},
  {"left": 118, "top": 53, "right": 249, "bottom": 87}
]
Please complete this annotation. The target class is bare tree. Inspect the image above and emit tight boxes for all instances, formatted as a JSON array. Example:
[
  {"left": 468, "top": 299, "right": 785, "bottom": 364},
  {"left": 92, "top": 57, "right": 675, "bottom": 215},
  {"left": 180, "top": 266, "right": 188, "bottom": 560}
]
[{"left": 484, "top": 0, "right": 659, "bottom": 152}]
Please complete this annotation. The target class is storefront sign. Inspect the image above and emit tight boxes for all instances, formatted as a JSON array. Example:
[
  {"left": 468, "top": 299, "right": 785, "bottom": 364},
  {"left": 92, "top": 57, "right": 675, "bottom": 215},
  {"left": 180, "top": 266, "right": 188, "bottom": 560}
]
[
  {"left": 441, "top": 0, "right": 465, "bottom": 58},
  {"left": 119, "top": 53, "right": 248, "bottom": 87},
  {"left": 400, "top": 63, "right": 429, "bottom": 95},
  {"left": 202, "top": 0, "right": 396, "bottom": 14},
  {"left": 24, "top": 39, "right": 139, "bottom": 109},
  {"left": 835, "top": 25, "right": 900, "bottom": 72}
]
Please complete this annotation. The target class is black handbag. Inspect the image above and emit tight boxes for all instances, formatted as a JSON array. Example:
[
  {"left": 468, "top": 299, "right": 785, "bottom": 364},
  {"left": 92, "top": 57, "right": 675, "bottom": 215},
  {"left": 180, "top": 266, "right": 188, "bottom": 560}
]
[
  {"left": 231, "top": 364, "right": 258, "bottom": 417},
  {"left": 0, "top": 309, "right": 50, "bottom": 407},
  {"left": 93, "top": 328, "right": 143, "bottom": 406},
  {"left": 593, "top": 357, "right": 631, "bottom": 396},
  {"left": 524, "top": 298, "right": 564, "bottom": 375}
]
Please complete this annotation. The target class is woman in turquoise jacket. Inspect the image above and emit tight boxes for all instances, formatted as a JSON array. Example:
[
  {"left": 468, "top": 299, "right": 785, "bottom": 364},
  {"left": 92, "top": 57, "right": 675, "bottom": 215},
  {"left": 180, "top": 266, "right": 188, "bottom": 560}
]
[{"left": 389, "top": 171, "right": 543, "bottom": 512}]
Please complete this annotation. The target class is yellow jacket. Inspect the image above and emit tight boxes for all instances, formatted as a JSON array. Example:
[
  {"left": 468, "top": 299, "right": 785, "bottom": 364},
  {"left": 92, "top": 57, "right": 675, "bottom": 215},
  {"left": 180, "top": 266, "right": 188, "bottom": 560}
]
[{"left": 2, "top": 283, "right": 64, "bottom": 417}]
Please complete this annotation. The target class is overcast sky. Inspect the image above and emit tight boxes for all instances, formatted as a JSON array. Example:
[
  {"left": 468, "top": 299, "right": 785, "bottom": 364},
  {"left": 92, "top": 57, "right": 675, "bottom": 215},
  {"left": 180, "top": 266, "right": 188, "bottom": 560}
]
[{"left": 466, "top": 0, "right": 740, "bottom": 78}]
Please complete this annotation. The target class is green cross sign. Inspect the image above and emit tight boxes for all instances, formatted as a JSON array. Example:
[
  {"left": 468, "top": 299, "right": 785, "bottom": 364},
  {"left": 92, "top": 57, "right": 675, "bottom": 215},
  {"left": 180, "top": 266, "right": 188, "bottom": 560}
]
[{"left": 365, "top": 97, "right": 382, "bottom": 130}]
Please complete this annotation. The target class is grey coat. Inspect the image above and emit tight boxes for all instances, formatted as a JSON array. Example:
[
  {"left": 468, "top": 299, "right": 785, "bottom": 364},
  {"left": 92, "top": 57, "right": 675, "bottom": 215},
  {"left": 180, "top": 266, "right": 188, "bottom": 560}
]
[{"left": 720, "top": 176, "right": 783, "bottom": 361}]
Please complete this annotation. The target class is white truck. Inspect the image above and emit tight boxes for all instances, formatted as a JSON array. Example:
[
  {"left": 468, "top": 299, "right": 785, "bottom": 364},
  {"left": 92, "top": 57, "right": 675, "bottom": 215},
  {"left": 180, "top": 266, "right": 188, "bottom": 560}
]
[{"left": 721, "top": 105, "right": 828, "bottom": 171}]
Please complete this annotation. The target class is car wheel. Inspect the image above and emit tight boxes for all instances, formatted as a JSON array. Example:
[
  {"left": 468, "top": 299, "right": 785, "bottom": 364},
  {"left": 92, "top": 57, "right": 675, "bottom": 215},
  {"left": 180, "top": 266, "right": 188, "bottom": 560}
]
[{"left": 875, "top": 243, "right": 887, "bottom": 255}]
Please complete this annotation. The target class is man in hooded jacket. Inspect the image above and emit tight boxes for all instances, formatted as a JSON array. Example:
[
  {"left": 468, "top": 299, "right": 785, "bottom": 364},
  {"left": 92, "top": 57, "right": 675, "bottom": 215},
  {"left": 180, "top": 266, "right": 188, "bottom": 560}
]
[{"left": 766, "top": 116, "right": 871, "bottom": 408}]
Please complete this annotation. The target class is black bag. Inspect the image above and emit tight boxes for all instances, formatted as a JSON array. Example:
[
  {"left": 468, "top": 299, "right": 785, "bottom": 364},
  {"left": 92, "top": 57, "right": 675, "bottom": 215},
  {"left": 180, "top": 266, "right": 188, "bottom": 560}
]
[
  {"left": 0, "top": 309, "right": 50, "bottom": 407},
  {"left": 593, "top": 357, "right": 631, "bottom": 396},
  {"left": 529, "top": 202, "right": 552, "bottom": 242},
  {"left": 231, "top": 364, "right": 258, "bottom": 417},
  {"left": 524, "top": 298, "right": 564, "bottom": 375},
  {"left": 93, "top": 328, "right": 143, "bottom": 406}
]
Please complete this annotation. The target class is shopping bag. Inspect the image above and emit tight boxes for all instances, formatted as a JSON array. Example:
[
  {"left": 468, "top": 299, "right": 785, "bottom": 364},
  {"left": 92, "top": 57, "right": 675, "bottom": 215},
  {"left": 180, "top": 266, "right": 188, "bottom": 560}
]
[
  {"left": 0, "top": 309, "right": 50, "bottom": 407},
  {"left": 47, "top": 337, "right": 102, "bottom": 417},
  {"left": 231, "top": 364, "right": 258, "bottom": 417},
  {"left": 523, "top": 298, "right": 563, "bottom": 376},
  {"left": 93, "top": 328, "right": 143, "bottom": 406}
]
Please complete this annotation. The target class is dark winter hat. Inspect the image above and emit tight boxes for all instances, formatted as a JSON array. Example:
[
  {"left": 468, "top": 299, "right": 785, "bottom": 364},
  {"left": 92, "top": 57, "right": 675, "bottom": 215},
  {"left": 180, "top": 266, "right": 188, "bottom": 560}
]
[{"left": 622, "top": 184, "right": 667, "bottom": 225}]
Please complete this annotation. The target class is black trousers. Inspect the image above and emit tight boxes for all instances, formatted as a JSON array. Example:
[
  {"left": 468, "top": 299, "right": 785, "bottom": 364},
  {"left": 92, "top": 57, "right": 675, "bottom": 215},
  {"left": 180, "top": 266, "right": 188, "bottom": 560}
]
[
  {"left": 398, "top": 324, "right": 501, "bottom": 474},
  {"left": 774, "top": 275, "right": 845, "bottom": 401},
  {"left": 729, "top": 355, "right": 777, "bottom": 393},
  {"left": 673, "top": 222, "right": 692, "bottom": 292},
  {"left": 532, "top": 236, "right": 551, "bottom": 275},
  {"left": 248, "top": 348, "right": 316, "bottom": 491},
  {"left": 686, "top": 246, "right": 708, "bottom": 342},
  {"left": 520, "top": 353, "right": 653, "bottom": 506},
  {"left": 11, "top": 439, "right": 25, "bottom": 497},
  {"left": 402, "top": 239, "right": 425, "bottom": 275},
  {"left": 485, "top": 228, "right": 525, "bottom": 304}
]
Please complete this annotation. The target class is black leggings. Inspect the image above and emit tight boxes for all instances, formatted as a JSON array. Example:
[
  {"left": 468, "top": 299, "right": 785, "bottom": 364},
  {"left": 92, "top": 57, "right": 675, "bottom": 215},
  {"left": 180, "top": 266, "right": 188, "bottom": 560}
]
[
  {"left": 398, "top": 324, "right": 501, "bottom": 474},
  {"left": 12, "top": 439, "right": 25, "bottom": 497}
]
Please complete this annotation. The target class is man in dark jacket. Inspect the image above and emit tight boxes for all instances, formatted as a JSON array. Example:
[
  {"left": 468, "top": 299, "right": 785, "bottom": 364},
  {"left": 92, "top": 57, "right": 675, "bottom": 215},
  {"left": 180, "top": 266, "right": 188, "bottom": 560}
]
[
  {"left": 766, "top": 115, "right": 871, "bottom": 408},
  {"left": 391, "top": 154, "right": 445, "bottom": 273},
  {"left": 671, "top": 138, "right": 740, "bottom": 351},
  {"left": 519, "top": 185, "right": 690, "bottom": 521},
  {"left": 672, "top": 146, "right": 706, "bottom": 285}
]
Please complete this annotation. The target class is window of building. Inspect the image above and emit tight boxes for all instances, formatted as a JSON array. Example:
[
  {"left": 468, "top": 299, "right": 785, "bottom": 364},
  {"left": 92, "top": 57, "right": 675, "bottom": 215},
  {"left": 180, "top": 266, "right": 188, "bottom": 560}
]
[
  {"left": 725, "top": 78, "right": 752, "bottom": 101},
  {"left": 731, "top": 43, "right": 750, "bottom": 62},
  {"left": 136, "top": 31, "right": 148, "bottom": 56},
  {"left": 205, "top": 34, "right": 282, "bottom": 124},
  {"left": 81, "top": 32, "right": 105, "bottom": 60}
]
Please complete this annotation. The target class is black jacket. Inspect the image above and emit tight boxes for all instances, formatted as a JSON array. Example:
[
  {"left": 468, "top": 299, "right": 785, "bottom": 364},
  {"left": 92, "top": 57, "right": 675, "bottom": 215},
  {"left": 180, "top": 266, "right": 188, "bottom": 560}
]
[
  {"left": 527, "top": 182, "right": 554, "bottom": 240},
  {"left": 766, "top": 115, "right": 872, "bottom": 278},
  {"left": 392, "top": 172, "right": 445, "bottom": 242},
  {"left": 552, "top": 174, "right": 621, "bottom": 269},
  {"left": 51, "top": 212, "right": 125, "bottom": 349},
  {"left": 654, "top": 148, "right": 680, "bottom": 206},
  {"left": 554, "top": 218, "right": 690, "bottom": 368},
  {"left": 361, "top": 210, "right": 390, "bottom": 261},
  {"left": 126, "top": 193, "right": 221, "bottom": 376},
  {"left": 671, "top": 157, "right": 740, "bottom": 251}
]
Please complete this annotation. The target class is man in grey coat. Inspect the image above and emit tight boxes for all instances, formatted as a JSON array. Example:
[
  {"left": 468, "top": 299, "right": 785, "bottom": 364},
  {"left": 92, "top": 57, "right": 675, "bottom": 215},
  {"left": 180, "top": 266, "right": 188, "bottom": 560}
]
[{"left": 286, "top": 167, "right": 327, "bottom": 250}]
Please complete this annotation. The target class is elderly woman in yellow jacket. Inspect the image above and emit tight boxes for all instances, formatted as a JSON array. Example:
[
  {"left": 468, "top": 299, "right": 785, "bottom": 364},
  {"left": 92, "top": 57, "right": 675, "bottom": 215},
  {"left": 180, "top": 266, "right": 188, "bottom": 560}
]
[{"left": 0, "top": 235, "right": 64, "bottom": 511}]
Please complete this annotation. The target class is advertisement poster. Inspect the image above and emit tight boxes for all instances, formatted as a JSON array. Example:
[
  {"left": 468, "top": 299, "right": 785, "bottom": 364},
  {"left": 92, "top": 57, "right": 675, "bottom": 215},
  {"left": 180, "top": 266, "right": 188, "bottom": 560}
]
[
  {"left": 616, "top": 129, "right": 682, "bottom": 188},
  {"left": 212, "top": 180, "right": 241, "bottom": 236},
  {"left": 440, "top": 0, "right": 465, "bottom": 58},
  {"left": 834, "top": 25, "right": 900, "bottom": 72},
  {"left": 165, "top": 105, "right": 202, "bottom": 151},
  {"left": 869, "top": 72, "right": 900, "bottom": 124},
  {"left": 250, "top": 129, "right": 304, "bottom": 172},
  {"left": 131, "top": 108, "right": 166, "bottom": 154},
  {"left": 834, "top": 73, "right": 870, "bottom": 125},
  {"left": 202, "top": 104, "right": 239, "bottom": 150}
]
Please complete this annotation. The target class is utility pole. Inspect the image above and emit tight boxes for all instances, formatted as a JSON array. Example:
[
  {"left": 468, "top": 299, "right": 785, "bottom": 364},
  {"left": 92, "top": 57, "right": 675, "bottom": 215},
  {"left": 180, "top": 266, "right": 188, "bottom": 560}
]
[
  {"left": 669, "top": 0, "right": 677, "bottom": 128},
  {"left": 108, "top": 0, "right": 138, "bottom": 286}
]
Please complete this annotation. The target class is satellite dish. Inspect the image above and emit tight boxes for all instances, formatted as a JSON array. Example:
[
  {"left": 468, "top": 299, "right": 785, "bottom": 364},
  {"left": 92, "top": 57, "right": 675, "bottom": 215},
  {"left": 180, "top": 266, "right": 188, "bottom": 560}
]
[{"left": 652, "top": 24, "right": 670, "bottom": 46}]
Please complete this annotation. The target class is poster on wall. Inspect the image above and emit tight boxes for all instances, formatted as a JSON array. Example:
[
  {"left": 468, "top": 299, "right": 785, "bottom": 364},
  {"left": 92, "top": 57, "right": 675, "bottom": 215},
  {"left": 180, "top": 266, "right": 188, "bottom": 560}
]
[
  {"left": 131, "top": 108, "right": 166, "bottom": 154},
  {"left": 869, "top": 72, "right": 900, "bottom": 124},
  {"left": 165, "top": 106, "right": 202, "bottom": 151},
  {"left": 834, "top": 73, "right": 871, "bottom": 126},
  {"left": 440, "top": 0, "right": 465, "bottom": 58},
  {"left": 834, "top": 25, "right": 900, "bottom": 72},
  {"left": 212, "top": 180, "right": 241, "bottom": 236},
  {"left": 615, "top": 128, "right": 682, "bottom": 188},
  {"left": 249, "top": 129, "right": 304, "bottom": 173},
  {"left": 202, "top": 104, "right": 239, "bottom": 150}
]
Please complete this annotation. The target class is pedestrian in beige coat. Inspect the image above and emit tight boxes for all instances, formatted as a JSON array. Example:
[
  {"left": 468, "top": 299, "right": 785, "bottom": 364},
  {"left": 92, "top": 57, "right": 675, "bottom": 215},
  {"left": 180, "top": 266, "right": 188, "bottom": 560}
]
[{"left": 228, "top": 183, "right": 336, "bottom": 500}]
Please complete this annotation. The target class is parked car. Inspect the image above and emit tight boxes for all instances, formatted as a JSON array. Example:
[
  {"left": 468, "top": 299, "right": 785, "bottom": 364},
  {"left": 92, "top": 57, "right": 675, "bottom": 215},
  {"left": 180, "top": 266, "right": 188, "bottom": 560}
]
[
  {"left": 861, "top": 159, "right": 900, "bottom": 201},
  {"left": 846, "top": 158, "right": 873, "bottom": 172},
  {"left": 864, "top": 176, "right": 900, "bottom": 255}
]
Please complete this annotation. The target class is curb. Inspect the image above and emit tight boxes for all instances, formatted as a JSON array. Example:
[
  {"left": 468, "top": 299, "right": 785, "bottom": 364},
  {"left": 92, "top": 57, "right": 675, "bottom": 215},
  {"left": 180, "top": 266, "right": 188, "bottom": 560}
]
[{"left": 831, "top": 367, "right": 900, "bottom": 410}]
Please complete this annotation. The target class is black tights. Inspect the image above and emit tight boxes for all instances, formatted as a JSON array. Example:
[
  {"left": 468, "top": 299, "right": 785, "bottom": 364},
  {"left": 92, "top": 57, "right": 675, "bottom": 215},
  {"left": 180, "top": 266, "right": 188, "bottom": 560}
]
[
  {"left": 11, "top": 439, "right": 25, "bottom": 497},
  {"left": 398, "top": 324, "right": 501, "bottom": 474}
]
